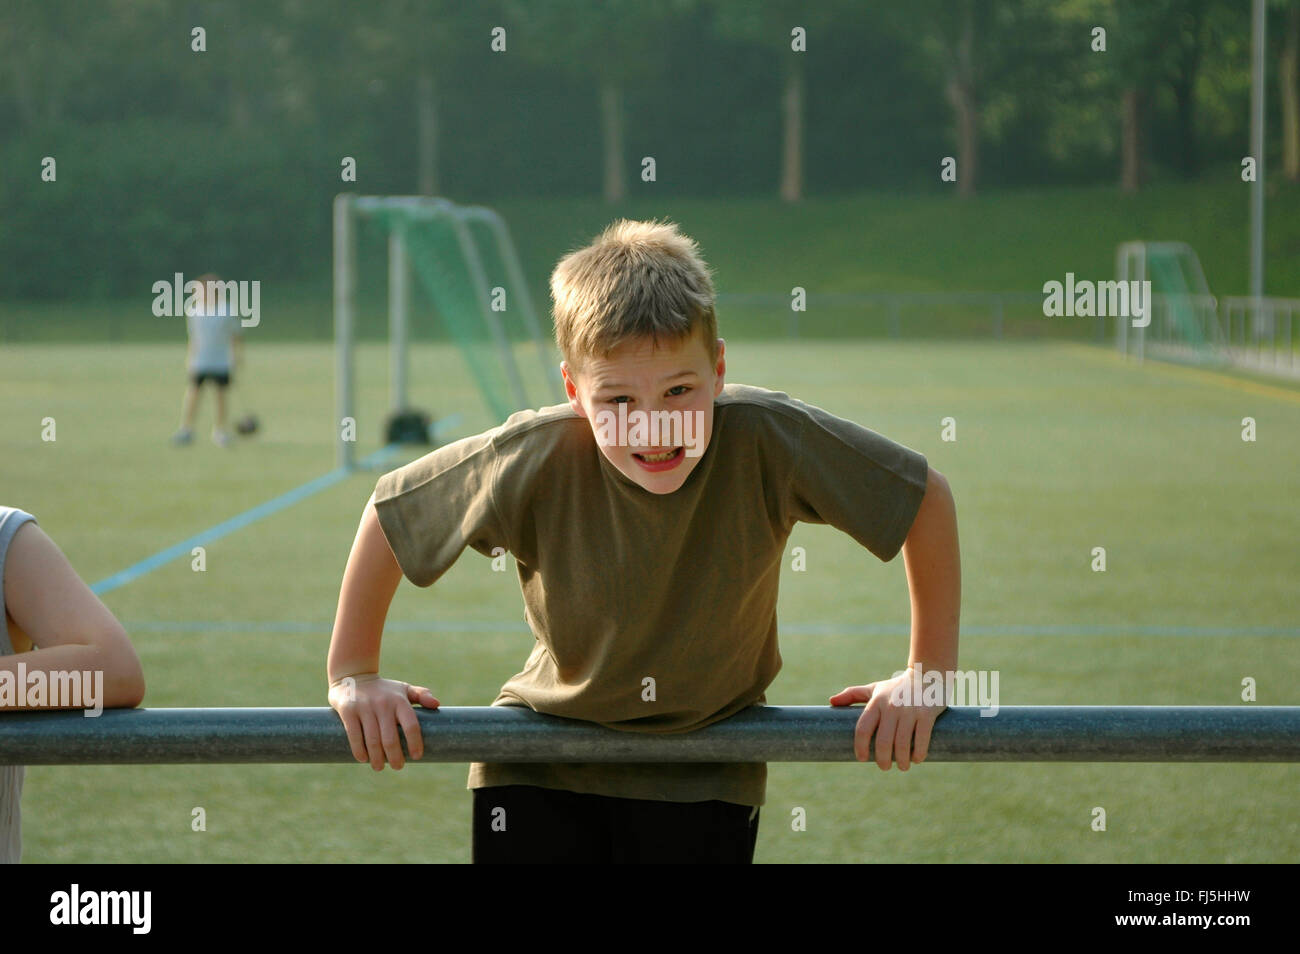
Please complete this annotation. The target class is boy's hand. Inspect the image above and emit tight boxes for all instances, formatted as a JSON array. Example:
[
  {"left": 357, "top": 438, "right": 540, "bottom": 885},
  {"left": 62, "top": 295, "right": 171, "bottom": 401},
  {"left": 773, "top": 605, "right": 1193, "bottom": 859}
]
[
  {"left": 328, "top": 672, "right": 438, "bottom": 771},
  {"left": 830, "top": 673, "right": 946, "bottom": 771}
]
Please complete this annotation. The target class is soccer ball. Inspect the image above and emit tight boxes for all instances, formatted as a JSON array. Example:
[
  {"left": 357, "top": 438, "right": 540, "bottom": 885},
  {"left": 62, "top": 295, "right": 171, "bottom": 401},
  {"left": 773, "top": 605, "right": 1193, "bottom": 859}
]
[{"left": 235, "top": 414, "right": 259, "bottom": 435}]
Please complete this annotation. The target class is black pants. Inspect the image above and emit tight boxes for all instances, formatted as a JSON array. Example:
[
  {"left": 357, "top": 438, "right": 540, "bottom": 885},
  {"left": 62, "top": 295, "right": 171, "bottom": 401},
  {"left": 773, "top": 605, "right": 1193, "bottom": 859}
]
[{"left": 472, "top": 784, "right": 760, "bottom": 864}]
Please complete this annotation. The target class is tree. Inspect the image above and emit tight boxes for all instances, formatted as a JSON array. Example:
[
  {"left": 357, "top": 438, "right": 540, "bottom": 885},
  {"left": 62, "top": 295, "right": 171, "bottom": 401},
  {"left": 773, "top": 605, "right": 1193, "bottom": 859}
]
[
  {"left": 506, "top": 0, "right": 690, "bottom": 203},
  {"left": 1280, "top": 0, "right": 1300, "bottom": 181},
  {"left": 710, "top": 0, "right": 860, "bottom": 202},
  {"left": 344, "top": 0, "right": 504, "bottom": 196},
  {"left": 0, "top": 0, "right": 147, "bottom": 130}
]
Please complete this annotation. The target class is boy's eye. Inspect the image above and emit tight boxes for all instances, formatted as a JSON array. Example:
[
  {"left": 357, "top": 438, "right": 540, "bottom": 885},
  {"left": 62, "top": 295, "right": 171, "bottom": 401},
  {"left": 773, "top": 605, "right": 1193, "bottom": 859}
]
[
  {"left": 667, "top": 385, "right": 690, "bottom": 397},
  {"left": 607, "top": 395, "right": 631, "bottom": 405}
]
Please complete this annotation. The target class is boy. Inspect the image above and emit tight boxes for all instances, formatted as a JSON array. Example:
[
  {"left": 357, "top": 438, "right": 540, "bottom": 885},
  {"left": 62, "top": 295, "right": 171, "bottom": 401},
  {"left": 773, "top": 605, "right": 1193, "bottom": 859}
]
[
  {"left": 327, "top": 219, "right": 960, "bottom": 864},
  {"left": 172, "top": 273, "right": 243, "bottom": 448}
]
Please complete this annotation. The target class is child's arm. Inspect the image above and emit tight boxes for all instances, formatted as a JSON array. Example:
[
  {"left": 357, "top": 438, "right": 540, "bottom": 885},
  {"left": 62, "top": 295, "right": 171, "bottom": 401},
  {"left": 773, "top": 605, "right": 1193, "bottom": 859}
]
[
  {"left": 327, "top": 494, "right": 438, "bottom": 771},
  {"left": 830, "top": 467, "right": 960, "bottom": 770},
  {"left": 1, "top": 523, "right": 145, "bottom": 710}
]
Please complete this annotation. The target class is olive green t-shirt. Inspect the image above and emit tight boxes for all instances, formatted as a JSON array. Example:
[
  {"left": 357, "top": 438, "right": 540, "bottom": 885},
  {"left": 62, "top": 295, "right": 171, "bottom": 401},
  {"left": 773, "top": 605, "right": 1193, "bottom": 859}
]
[{"left": 372, "top": 383, "right": 928, "bottom": 807}]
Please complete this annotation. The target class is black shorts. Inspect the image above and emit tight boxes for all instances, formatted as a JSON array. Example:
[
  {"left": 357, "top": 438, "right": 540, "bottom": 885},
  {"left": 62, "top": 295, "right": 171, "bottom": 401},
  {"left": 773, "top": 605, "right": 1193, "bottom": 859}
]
[
  {"left": 191, "top": 370, "right": 230, "bottom": 388},
  {"left": 472, "top": 784, "right": 760, "bottom": 864}
]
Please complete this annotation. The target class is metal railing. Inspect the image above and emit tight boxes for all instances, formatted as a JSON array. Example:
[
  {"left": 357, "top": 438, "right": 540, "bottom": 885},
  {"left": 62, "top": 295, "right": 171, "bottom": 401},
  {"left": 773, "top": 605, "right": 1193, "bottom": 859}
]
[
  {"left": 1219, "top": 296, "right": 1300, "bottom": 372},
  {"left": 2, "top": 706, "right": 1298, "bottom": 765}
]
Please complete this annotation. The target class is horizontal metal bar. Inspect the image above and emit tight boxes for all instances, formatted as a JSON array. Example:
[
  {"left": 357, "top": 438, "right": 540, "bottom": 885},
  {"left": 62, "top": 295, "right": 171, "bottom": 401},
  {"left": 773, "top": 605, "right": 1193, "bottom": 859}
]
[
  {"left": 350, "top": 195, "right": 456, "bottom": 216},
  {"left": 1, "top": 707, "right": 1298, "bottom": 765}
]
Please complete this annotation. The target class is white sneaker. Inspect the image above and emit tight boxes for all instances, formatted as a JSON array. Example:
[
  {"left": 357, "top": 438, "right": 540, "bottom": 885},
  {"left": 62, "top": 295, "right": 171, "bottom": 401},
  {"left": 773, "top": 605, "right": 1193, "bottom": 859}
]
[
  {"left": 171, "top": 428, "right": 193, "bottom": 446},
  {"left": 212, "top": 429, "right": 233, "bottom": 447}
]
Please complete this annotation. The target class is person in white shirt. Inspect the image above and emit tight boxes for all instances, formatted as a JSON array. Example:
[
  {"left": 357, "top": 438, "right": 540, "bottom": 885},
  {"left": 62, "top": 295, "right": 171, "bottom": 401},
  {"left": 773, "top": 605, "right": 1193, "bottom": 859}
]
[{"left": 172, "top": 273, "right": 243, "bottom": 447}]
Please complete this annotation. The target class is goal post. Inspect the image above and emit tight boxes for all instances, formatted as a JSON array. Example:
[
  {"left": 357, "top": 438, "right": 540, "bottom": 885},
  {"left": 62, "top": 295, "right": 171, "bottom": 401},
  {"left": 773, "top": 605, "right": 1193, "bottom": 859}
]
[
  {"left": 1115, "top": 240, "right": 1223, "bottom": 366},
  {"left": 334, "top": 194, "right": 560, "bottom": 470}
]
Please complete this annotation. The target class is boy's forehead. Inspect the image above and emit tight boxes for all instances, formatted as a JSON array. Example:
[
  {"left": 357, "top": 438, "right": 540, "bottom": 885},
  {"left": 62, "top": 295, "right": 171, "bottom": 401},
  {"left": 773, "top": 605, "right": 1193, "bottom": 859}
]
[{"left": 584, "top": 333, "right": 710, "bottom": 382}]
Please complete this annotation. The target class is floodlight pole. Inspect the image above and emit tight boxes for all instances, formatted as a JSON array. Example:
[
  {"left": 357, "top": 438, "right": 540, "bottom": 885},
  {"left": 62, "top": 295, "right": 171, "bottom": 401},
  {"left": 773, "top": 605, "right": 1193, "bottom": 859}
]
[
  {"left": 1250, "top": 0, "right": 1266, "bottom": 313},
  {"left": 333, "top": 194, "right": 356, "bottom": 471}
]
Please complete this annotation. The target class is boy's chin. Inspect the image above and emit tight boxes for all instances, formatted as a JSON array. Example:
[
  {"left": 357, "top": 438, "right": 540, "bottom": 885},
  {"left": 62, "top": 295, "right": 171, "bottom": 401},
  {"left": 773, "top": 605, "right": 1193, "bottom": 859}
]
[{"left": 619, "top": 456, "right": 694, "bottom": 494}]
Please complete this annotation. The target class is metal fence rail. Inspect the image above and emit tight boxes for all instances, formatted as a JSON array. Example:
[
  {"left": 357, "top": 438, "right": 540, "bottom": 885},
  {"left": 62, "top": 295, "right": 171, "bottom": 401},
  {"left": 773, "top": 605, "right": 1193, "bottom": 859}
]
[{"left": 2, "top": 706, "right": 1298, "bottom": 765}]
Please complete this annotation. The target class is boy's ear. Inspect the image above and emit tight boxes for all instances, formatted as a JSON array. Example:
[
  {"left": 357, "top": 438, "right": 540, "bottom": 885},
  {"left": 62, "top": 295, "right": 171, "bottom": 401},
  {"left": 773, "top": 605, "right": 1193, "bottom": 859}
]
[
  {"left": 561, "top": 361, "right": 587, "bottom": 418},
  {"left": 712, "top": 338, "right": 726, "bottom": 396}
]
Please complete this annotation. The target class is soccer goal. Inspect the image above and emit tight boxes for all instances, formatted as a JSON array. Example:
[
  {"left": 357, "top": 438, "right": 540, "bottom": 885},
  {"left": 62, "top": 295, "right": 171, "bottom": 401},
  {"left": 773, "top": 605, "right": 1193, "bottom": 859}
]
[
  {"left": 1114, "top": 241, "right": 1225, "bottom": 366},
  {"left": 333, "top": 195, "right": 560, "bottom": 469}
]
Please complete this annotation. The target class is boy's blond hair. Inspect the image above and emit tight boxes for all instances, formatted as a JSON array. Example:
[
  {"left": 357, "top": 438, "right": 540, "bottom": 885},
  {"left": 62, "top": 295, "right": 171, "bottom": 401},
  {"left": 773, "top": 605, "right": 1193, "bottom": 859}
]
[{"left": 551, "top": 219, "right": 718, "bottom": 372}]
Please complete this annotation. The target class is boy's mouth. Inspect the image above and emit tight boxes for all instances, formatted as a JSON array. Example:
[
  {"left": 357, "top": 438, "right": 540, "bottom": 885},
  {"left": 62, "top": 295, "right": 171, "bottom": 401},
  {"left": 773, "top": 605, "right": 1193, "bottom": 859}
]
[{"left": 632, "top": 447, "right": 685, "bottom": 472}]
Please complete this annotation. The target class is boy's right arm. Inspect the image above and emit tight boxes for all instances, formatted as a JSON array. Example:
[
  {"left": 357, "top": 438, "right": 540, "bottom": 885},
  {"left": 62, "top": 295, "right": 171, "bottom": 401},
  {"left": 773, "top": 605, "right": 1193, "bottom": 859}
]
[{"left": 328, "top": 494, "right": 438, "bottom": 771}]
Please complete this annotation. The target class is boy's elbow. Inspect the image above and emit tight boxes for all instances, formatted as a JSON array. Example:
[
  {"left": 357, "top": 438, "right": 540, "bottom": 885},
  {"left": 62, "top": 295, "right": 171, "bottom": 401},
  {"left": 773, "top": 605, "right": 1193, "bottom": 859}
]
[
  {"left": 112, "top": 668, "right": 146, "bottom": 709},
  {"left": 107, "top": 660, "right": 146, "bottom": 709},
  {"left": 99, "top": 626, "right": 147, "bottom": 708}
]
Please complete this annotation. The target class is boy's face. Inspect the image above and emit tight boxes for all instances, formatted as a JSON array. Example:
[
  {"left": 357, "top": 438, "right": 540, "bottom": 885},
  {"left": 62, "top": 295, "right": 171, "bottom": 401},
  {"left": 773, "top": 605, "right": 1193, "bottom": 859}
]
[{"left": 563, "top": 329, "right": 726, "bottom": 495}]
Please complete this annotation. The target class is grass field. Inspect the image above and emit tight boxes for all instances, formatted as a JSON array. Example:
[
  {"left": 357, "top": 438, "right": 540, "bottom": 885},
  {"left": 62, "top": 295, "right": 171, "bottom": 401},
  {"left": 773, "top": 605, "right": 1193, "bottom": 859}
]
[{"left": 2, "top": 335, "right": 1298, "bottom": 863}]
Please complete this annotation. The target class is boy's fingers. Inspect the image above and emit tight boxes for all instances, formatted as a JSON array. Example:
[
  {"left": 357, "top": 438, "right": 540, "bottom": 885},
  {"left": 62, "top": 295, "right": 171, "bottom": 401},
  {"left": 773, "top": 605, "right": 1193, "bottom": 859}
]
[
  {"left": 380, "top": 710, "right": 405, "bottom": 770},
  {"left": 854, "top": 706, "right": 880, "bottom": 762},
  {"left": 894, "top": 715, "right": 913, "bottom": 771},
  {"left": 830, "top": 684, "right": 874, "bottom": 706},
  {"left": 914, "top": 713, "right": 936, "bottom": 763},
  {"left": 359, "top": 710, "right": 385, "bottom": 772},
  {"left": 408, "top": 684, "right": 439, "bottom": 709},
  {"left": 874, "top": 708, "right": 897, "bottom": 770},
  {"left": 396, "top": 704, "right": 423, "bottom": 761},
  {"left": 336, "top": 709, "right": 368, "bottom": 763}
]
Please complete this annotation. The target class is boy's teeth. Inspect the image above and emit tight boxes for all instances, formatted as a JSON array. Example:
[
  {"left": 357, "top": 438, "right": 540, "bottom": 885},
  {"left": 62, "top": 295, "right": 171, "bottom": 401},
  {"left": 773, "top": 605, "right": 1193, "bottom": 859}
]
[{"left": 641, "top": 449, "right": 676, "bottom": 462}]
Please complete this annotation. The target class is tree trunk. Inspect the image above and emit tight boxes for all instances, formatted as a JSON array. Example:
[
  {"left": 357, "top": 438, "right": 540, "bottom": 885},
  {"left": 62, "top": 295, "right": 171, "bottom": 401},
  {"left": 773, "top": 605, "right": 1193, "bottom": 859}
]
[
  {"left": 1169, "top": 2, "right": 1205, "bottom": 179},
  {"left": 779, "top": 64, "right": 803, "bottom": 202},
  {"left": 945, "top": 2, "right": 978, "bottom": 197},
  {"left": 417, "top": 69, "right": 438, "bottom": 195},
  {"left": 1121, "top": 87, "right": 1143, "bottom": 193},
  {"left": 1172, "top": 78, "right": 1197, "bottom": 177},
  {"left": 225, "top": 4, "right": 251, "bottom": 132},
  {"left": 601, "top": 81, "right": 625, "bottom": 203},
  {"left": 1282, "top": 3, "right": 1300, "bottom": 183},
  {"left": 945, "top": 78, "right": 978, "bottom": 198}
]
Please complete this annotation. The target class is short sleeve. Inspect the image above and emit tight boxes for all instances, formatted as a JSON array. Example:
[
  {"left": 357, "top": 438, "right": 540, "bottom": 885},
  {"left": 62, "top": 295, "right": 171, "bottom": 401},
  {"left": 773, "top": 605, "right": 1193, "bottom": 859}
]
[
  {"left": 786, "top": 404, "right": 928, "bottom": 562},
  {"left": 371, "top": 433, "right": 509, "bottom": 587}
]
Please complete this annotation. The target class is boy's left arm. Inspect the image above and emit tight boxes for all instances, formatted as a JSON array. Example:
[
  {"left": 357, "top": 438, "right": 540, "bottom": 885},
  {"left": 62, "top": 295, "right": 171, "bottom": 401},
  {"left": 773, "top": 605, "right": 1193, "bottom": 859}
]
[{"left": 830, "top": 467, "right": 960, "bottom": 770}]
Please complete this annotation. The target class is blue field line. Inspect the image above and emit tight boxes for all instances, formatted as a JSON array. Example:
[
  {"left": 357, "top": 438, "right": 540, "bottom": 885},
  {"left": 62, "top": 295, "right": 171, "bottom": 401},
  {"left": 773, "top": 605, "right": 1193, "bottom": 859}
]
[
  {"left": 117, "top": 619, "right": 1300, "bottom": 638},
  {"left": 90, "top": 441, "right": 428, "bottom": 597}
]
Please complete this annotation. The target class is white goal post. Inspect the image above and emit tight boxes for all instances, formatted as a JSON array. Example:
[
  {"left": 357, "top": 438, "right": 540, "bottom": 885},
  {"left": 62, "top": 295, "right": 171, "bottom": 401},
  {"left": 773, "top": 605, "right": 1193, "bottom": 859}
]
[{"left": 332, "top": 195, "right": 555, "bottom": 469}]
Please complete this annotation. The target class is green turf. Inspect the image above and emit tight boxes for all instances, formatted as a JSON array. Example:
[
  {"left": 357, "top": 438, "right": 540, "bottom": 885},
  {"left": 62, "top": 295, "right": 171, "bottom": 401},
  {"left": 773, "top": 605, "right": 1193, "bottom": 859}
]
[{"left": 1, "top": 338, "right": 1297, "bottom": 862}]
